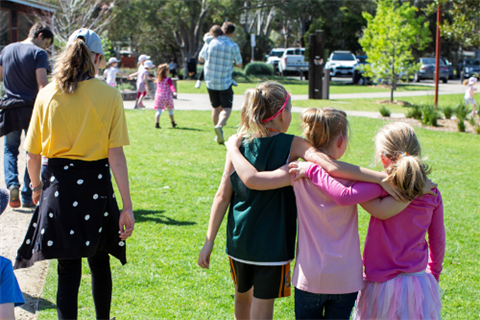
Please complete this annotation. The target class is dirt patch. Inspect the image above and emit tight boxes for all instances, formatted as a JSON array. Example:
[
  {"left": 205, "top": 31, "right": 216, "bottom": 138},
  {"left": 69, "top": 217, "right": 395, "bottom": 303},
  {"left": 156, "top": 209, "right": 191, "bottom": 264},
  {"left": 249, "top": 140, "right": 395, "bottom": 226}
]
[
  {"left": 376, "top": 99, "right": 413, "bottom": 106},
  {"left": 381, "top": 116, "right": 480, "bottom": 134}
]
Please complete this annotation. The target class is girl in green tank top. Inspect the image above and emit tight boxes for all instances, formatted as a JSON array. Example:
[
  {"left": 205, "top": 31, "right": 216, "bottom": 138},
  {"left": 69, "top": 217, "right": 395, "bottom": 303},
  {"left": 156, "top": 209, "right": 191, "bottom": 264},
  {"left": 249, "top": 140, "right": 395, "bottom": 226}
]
[{"left": 198, "top": 81, "right": 400, "bottom": 320}]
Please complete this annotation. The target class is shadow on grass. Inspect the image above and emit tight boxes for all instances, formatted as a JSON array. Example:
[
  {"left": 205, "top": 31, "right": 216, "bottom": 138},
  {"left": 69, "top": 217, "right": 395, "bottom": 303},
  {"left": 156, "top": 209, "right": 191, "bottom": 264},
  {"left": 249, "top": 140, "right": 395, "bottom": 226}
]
[
  {"left": 134, "top": 210, "right": 197, "bottom": 226},
  {"left": 173, "top": 127, "right": 204, "bottom": 131},
  {"left": 21, "top": 292, "right": 56, "bottom": 313}
]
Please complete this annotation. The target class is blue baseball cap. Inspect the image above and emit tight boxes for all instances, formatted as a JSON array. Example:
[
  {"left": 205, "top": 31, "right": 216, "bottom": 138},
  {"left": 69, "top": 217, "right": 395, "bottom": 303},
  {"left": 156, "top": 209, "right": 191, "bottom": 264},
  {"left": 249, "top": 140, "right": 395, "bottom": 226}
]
[{"left": 67, "top": 28, "right": 104, "bottom": 55}]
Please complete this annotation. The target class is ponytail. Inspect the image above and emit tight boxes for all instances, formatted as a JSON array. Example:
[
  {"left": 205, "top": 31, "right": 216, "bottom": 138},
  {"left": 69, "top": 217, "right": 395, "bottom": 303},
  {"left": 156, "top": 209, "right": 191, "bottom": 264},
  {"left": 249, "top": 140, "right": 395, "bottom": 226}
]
[
  {"left": 238, "top": 81, "right": 288, "bottom": 139},
  {"left": 375, "top": 122, "right": 431, "bottom": 201},
  {"left": 53, "top": 38, "right": 96, "bottom": 94},
  {"left": 300, "top": 108, "right": 348, "bottom": 150}
]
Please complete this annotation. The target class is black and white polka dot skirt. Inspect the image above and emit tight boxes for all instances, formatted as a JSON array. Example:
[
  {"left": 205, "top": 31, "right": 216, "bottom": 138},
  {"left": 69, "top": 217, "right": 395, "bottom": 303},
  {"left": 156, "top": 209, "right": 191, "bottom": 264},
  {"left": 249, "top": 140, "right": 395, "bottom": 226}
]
[{"left": 14, "top": 158, "right": 127, "bottom": 269}]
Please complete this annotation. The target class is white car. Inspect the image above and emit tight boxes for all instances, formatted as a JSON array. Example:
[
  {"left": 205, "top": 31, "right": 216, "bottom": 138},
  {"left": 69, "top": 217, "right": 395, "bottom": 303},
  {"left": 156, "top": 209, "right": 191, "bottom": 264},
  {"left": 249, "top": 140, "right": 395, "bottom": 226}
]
[
  {"left": 278, "top": 48, "right": 308, "bottom": 77},
  {"left": 265, "top": 48, "right": 285, "bottom": 72},
  {"left": 325, "top": 51, "right": 358, "bottom": 77}
]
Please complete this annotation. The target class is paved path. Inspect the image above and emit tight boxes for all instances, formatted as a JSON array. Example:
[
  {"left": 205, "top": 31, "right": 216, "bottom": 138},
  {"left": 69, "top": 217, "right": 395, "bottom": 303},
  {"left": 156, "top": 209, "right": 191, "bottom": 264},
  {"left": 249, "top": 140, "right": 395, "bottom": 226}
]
[{"left": 124, "top": 82, "right": 464, "bottom": 120}]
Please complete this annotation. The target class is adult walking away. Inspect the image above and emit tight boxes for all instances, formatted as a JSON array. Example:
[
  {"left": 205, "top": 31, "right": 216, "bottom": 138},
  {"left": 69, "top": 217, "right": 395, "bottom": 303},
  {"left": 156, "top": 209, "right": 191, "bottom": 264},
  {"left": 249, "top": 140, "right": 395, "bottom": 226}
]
[
  {"left": 14, "top": 29, "right": 134, "bottom": 320},
  {"left": 199, "top": 22, "right": 242, "bottom": 144},
  {"left": 0, "top": 22, "right": 53, "bottom": 208}
]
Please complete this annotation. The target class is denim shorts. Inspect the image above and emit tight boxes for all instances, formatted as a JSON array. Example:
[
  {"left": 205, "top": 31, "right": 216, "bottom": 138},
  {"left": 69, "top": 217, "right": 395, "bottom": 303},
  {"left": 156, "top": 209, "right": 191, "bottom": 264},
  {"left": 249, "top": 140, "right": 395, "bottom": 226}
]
[{"left": 294, "top": 287, "right": 358, "bottom": 320}]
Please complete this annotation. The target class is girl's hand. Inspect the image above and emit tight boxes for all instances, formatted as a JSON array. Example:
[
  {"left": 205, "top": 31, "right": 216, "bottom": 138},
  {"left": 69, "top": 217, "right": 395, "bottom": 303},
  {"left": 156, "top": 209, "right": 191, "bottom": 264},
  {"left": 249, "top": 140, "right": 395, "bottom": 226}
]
[
  {"left": 288, "top": 161, "right": 310, "bottom": 180},
  {"left": 423, "top": 178, "right": 438, "bottom": 196},
  {"left": 225, "top": 134, "right": 242, "bottom": 151},
  {"left": 119, "top": 207, "right": 134, "bottom": 241},
  {"left": 32, "top": 190, "right": 42, "bottom": 205},
  {"left": 198, "top": 241, "right": 214, "bottom": 269},
  {"left": 380, "top": 179, "right": 406, "bottom": 202}
]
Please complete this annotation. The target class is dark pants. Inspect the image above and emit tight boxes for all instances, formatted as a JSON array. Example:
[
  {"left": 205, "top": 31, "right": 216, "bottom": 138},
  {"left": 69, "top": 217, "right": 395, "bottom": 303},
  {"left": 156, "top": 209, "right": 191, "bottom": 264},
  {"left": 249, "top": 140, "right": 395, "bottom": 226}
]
[
  {"left": 57, "top": 251, "right": 112, "bottom": 320},
  {"left": 198, "top": 69, "right": 204, "bottom": 81},
  {"left": 295, "top": 288, "right": 358, "bottom": 320}
]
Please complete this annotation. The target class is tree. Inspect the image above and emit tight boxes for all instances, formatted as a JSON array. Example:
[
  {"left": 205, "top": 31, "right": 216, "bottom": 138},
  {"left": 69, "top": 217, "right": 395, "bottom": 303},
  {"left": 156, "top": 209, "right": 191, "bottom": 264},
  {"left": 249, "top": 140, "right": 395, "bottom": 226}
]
[{"left": 360, "top": 0, "right": 431, "bottom": 101}]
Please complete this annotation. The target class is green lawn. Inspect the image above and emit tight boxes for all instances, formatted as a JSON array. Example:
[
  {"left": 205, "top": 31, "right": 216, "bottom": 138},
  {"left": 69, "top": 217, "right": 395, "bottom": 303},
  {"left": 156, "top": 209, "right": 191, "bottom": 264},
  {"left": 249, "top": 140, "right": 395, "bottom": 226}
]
[
  {"left": 37, "top": 110, "right": 480, "bottom": 319},
  {"left": 293, "top": 94, "right": 479, "bottom": 114},
  {"left": 177, "top": 79, "right": 431, "bottom": 95}
]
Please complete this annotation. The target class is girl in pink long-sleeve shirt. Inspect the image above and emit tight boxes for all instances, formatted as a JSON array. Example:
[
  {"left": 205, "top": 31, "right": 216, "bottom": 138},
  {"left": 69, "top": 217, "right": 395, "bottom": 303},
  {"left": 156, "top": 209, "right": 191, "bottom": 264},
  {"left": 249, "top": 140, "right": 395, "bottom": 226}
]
[
  {"left": 154, "top": 63, "right": 177, "bottom": 128},
  {"left": 226, "top": 108, "right": 419, "bottom": 320}
]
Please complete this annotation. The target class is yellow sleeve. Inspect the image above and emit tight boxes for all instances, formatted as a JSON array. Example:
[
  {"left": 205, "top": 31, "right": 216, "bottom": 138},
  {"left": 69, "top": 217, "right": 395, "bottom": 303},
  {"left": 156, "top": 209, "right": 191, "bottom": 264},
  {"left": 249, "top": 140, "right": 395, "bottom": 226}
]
[
  {"left": 108, "top": 92, "right": 130, "bottom": 148},
  {"left": 24, "top": 98, "right": 44, "bottom": 155}
]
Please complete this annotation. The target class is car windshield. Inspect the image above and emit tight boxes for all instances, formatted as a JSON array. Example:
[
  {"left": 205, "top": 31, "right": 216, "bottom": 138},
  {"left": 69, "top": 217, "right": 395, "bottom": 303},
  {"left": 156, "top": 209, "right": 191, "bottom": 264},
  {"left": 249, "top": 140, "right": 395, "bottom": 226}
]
[
  {"left": 465, "top": 59, "right": 480, "bottom": 66},
  {"left": 421, "top": 58, "right": 445, "bottom": 65},
  {"left": 270, "top": 51, "right": 284, "bottom": 57},
  {"left": 286, "top": 49, "right": 304, "bottom": 56},
  {"left": 332, "top": 54, "right": 355, "bottom": 61},
  {"left": 357, "top": 56, "right": 368, "bottom": 63}
]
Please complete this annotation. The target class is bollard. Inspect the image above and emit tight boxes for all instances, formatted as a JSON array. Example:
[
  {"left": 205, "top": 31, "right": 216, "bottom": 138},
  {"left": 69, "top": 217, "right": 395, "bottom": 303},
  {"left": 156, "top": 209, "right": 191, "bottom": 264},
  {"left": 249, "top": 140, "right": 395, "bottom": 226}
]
[{"left": 322, "top": 68, "right": 330, "bottom": 99}]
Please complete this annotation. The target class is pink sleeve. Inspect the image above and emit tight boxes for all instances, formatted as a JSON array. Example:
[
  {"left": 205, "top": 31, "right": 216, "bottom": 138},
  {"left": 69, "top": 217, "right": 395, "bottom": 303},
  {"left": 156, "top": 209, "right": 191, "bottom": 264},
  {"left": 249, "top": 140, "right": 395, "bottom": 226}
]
[
  {"left": 426, "top": 190, "right": 445, "bottom": 282},
  {"left": 305, "top": 164, "right": 384, "bottom": 206},
  {"left": 167, "top": 77, "right": 176, "bottom": 93}
]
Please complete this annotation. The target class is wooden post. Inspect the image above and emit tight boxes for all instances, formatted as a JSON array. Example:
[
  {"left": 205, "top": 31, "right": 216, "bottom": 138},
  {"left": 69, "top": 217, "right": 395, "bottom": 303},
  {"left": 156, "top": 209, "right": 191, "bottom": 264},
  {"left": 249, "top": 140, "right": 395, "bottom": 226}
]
[
  {"left": 314, "top": 31, "right": 324, "bottom": 99},
  {"left": 308, "top": 34, "right": 315, "bottom": 99},
  {"left": 434, "top": 5, "right": 441, "bottom": 108}
]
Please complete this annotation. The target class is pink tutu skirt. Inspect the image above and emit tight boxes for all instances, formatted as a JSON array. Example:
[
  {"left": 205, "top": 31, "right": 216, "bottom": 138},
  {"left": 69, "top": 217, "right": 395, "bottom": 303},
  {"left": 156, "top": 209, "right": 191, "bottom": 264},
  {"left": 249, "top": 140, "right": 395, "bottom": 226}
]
[{"left": 353, "top": 271, "right": 442, "bottom": 320}]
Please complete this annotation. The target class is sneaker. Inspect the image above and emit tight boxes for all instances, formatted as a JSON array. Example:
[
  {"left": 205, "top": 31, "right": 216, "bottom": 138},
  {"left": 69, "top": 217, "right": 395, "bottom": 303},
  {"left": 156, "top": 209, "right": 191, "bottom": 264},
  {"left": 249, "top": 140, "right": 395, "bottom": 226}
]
[
  {"left": 195, "top": 80, "right": 202, "bottom": 89},
  {"left": 8, "top": 186, "right": 20, "bottom": 208},
  {"left": 171, "top": 121, "right": 177, "bottom": 128},
  {"left": 22, "top": 202, "right": 36, "bottom": 209},
  {"left": 134, "top": 105, "right": 139, "bottom": 109},
  {"left": 155, "top": 123, "right": 160, "bottom": 129},
  {"left": 232, "top": 79, "right": 238, "bottom": 87},
  {"left": 214, "top": 126, "right": 224, "bottom": 144}
]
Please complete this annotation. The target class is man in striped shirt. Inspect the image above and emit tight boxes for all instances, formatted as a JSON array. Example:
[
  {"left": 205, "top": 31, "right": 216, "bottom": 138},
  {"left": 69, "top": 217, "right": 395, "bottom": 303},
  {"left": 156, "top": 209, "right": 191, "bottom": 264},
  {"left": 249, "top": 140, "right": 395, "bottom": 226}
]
[{"left": 199, "top": 22, "right": 242, "bottom": 144}]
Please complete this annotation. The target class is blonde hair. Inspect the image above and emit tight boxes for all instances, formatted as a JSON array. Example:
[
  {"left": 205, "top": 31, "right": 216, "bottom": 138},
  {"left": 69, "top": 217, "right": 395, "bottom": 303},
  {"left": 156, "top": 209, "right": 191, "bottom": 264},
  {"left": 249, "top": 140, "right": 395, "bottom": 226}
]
[
  {"left": 53, "top": 38, "right": 96, "bottom": 94},
  {"left": 156, "top": 63, "right": 169, "bottom": 82},
  {"left": 464, "top": 79, "right": 469, "bottom": 86},
  {"left": 301, "top": 108, "right": 349, "bottom": 150},
  {"left": 238, "top": 81, "right": 289, "bottom": 139},
  {"left": 375, "top": 122, "right": 431, "bottom": 201}
]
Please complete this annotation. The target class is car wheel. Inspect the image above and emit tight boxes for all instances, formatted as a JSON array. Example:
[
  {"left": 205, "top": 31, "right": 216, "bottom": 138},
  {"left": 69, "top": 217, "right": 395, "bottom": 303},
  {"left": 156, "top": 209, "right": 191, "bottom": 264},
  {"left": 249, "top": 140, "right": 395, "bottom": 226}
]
[
  {"left": 442, "top": 78, "right": 448, "bottom": 83},
  {"left": 358, "top": 77, "right": 365, "bottom": 85}
]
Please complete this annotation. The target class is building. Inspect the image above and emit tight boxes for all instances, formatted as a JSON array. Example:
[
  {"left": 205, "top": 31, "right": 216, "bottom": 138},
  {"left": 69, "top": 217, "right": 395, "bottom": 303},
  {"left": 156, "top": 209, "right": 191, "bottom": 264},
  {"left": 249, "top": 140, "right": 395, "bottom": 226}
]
[{"left": 0, "top": 0, "right": 56, "bottom": 51}]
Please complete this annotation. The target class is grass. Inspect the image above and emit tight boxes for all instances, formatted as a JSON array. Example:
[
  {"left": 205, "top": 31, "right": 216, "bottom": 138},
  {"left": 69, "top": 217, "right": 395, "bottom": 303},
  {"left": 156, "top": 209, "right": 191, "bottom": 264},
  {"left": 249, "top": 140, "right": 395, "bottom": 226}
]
[
  {"left": 293, "top": 94, "right": 479, "bottom": 115},
  {"left": 176, "top": 79, "right": 430, "bottom": 95},
  {"left": 37, "top": 110, "right": 480, "bottom": 319}
]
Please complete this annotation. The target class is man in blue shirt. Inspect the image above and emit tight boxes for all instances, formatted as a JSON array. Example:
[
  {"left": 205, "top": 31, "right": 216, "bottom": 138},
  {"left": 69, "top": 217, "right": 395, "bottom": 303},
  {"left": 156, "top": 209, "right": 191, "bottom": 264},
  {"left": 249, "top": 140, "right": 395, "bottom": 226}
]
[
  {"left": 0, "top": 22, "right": 53, "bottom": 208},
  {"left": 199, "top": 22, "right": 242, "bottom": 144}
]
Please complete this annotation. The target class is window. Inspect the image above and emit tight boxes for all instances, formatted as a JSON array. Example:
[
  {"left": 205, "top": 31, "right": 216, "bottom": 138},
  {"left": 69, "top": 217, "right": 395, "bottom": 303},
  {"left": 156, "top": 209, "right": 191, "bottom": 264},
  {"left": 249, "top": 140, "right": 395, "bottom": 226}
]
[
  {"left": 332, "top": 54, "right": 355, "bottom": 61},
  {"left": 18, "top": 13, "right": 35, "bottom": 41},
  {"left": 0, "top": 9, "right": 10, "bottom": 47}
]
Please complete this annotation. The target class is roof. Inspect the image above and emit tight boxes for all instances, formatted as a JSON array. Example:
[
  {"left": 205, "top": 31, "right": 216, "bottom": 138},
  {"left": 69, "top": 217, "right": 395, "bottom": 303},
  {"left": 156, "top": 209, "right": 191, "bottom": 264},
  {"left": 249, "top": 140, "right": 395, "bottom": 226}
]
[{"left": 2, "top": 0, "right": 57, "bottom": 12}]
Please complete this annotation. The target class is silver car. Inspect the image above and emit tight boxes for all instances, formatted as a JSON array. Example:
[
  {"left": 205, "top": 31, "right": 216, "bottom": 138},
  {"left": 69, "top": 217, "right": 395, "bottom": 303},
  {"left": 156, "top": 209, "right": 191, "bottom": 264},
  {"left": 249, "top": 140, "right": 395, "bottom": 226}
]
[{"left": 415, "top": 57, "right": 448, "bottom": 83}]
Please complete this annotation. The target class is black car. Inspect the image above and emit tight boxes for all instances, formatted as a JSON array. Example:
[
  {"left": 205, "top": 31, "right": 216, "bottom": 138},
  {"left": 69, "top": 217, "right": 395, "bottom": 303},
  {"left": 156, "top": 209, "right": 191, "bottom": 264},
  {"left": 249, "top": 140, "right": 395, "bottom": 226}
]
[
  {"left": 457, "top": 59, "right": 480, "bottom": 78},
  {"left": 414, "top": 57, "right": 449, "bottom": 83}
]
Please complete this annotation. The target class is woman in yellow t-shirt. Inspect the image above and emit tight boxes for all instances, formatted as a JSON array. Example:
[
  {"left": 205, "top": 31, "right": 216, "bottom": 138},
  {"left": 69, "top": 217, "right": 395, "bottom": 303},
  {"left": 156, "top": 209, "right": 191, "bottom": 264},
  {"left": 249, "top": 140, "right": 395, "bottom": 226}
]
[{"left": 14, "top": 29, "right": 134, "bottom": 320}]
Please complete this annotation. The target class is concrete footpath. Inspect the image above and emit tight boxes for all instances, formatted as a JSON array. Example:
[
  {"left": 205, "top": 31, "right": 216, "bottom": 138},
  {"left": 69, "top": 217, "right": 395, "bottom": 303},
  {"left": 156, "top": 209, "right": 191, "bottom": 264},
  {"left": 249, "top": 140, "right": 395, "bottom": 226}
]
[{"left": 124, "top": 82, "right": 465, "bottom": 120}]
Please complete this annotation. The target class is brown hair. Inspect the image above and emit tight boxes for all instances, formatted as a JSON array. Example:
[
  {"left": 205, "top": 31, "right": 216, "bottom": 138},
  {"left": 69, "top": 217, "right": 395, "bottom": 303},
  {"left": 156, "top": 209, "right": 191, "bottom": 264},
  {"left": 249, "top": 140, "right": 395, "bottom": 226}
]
[
  {"left": 210, "top": 25, "right": 223, "bottom": 38},
  {"left": 238, "top": 81, "right": 289, "bottom": 139},
  {"left": 156, "top": 63, "right": 169, "bottom": 82},
  {"left": 300, "top": 108, "right": 349, "bottom": 150},
  {"left": 221, "top": 22, "right": 235, "bottom": 35},
  {"left": 375, "top": 122, "right": 431, "bottom": 201},
  {"left": 52, "top": 38, "right": 96, "bottom": 94},
  {"left": 28, "top": 22, "right": 54, "bottom": 41},
  {"left": 464, "top": 79, "right": 469, "bottom": 86}
]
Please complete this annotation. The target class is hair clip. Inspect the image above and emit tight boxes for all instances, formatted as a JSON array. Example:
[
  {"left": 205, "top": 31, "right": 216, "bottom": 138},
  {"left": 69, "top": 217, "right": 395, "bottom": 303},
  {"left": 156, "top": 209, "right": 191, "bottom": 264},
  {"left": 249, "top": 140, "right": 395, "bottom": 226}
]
[{"left": 399, "top": 152, "right": 410, "bottom": 158}]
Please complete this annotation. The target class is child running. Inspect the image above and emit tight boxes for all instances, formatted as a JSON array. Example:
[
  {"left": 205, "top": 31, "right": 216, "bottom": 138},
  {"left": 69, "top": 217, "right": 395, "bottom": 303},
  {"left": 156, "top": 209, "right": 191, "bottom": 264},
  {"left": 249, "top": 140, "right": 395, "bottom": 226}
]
[
  {"left": 197, "top": 82, "right": 403, "bottom": 320},
  {"left": 464, "top": 76, "right": 477, "bottom": 117},
  {"left": 133, "top": 60, "right": 155, "bottom": 109},
  {"left": 225, "top": 108, "right": 435, "bottom": 319},
  {"left": 154, "top": 63, "right": 177, "bottom": 128},
  {"left": 351, "top": 122, "right": 444, "bottom": 320},
  {"left": 103, "top": 57, "right": 130, "bottom": 87}
]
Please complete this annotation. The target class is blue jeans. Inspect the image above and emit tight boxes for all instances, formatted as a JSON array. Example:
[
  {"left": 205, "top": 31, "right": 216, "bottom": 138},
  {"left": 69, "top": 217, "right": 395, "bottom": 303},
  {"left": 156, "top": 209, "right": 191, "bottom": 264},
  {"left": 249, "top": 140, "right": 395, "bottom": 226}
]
[
  {"left": 4, "top": 130, "right": 31, "bottom": 203},
  {"left": 295, "top": 288, "right": 358, "bottom": 320}
]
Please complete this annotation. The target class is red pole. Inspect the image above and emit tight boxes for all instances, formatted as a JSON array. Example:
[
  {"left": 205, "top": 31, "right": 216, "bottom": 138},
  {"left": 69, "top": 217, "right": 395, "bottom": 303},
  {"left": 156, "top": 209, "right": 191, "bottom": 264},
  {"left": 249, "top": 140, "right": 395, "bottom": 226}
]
[{"left": 434, "top": 5, "right": 441, "bottom": 108}]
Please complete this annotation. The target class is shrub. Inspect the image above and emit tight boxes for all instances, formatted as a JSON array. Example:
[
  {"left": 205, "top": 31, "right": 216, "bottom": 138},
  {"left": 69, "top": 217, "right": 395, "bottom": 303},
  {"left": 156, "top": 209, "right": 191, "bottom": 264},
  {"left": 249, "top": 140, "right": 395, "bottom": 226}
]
[
  {"left": 469, "top": 116, "right": 476, "bottom": 126},
  {"left": 457, "top": 119, "right": 466, "bottom": 132},
  {"left": 233, "top": 67, "right": 249, "bottom": 80},
  {"left": 116, "top": 82, "right": 135, "bottom": 91},
  {"left": 422, "top": 105, "right": 441, "bottom": 127},
  {"left": 379, "top": 105, "right": 391, "bottom": 117},
  {"left": 407, "top": 105, "right": 422, "bottom": 120},
  {"left": 475, "top": 124, "right": 480, "bottom": 134},
  {"left": 443, "top": 106, "right": 454, "bottom": 119},
  {"left": 244, "top": 62, "right": 274, "bottom": 76},
  {"left": 455, "top": 102, "right": 470, "bottom": 121}
]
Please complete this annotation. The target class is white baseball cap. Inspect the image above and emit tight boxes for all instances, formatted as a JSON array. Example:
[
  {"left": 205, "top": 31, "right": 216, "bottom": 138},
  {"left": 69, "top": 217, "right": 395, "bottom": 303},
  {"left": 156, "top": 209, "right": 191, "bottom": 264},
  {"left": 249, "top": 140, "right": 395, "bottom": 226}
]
[
  {"left": 468, "top": 77, "right": 478, "bottom": 85},
  {"left": 138, "top": 54, "right": 151, "bottom": 62},
  {"left": 67, "top": 29, "right": 104, "bottom": 55},
  {"left": 108, "top": 57, "right": 120, "bottom": 64},
  {"left": 144, "top": 60, "right": 155, "bottom": 69}
]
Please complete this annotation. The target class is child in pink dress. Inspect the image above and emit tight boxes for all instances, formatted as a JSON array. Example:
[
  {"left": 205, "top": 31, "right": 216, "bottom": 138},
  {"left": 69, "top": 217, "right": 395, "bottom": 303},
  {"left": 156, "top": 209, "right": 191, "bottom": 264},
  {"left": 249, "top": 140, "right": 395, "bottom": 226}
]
[{"left": 154, "top": 63, "right": 177, "bottom": 128}]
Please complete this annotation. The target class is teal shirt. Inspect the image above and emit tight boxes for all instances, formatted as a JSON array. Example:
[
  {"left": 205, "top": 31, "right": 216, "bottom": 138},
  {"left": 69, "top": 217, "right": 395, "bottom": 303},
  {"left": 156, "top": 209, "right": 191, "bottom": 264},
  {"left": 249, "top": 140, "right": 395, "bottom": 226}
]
[{"left": 227, "top": 133, "right": 297, "bottom": 263}]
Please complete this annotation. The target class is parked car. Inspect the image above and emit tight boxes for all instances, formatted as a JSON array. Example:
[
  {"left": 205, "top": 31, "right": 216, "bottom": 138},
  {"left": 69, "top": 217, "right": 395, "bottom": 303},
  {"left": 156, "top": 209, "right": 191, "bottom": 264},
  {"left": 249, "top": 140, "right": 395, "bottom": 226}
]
[
  {"left": 414, "top": 57, "right": 448, "bottom": 83},
  {"left": 278, "top": 48, "right": 308, "bottom": 77},
  {"left": 352, "top": 55, "right": 371, "bottom": 85},
  {"left": 457, "top": 58, "right": 480, "bottom": 79},
  {"left": 265, "top": 48, "right": 285, "bottom": 73},
  {"left": 325, "top": 51, "right": 358, "bottom": 77},
  {"left": 441, "top": 57, "right": 454, "bottom": 79}
]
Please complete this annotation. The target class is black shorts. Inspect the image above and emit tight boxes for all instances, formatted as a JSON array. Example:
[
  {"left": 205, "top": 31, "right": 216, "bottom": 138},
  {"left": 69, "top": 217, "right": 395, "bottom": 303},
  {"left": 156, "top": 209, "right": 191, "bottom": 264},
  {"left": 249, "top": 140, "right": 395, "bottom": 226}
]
[
  {"left": 207, "top": 86, "right": 233, "bottom": 109},
  {"left": 229, "top": 257, "right": 291, "bottom": 299}
]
